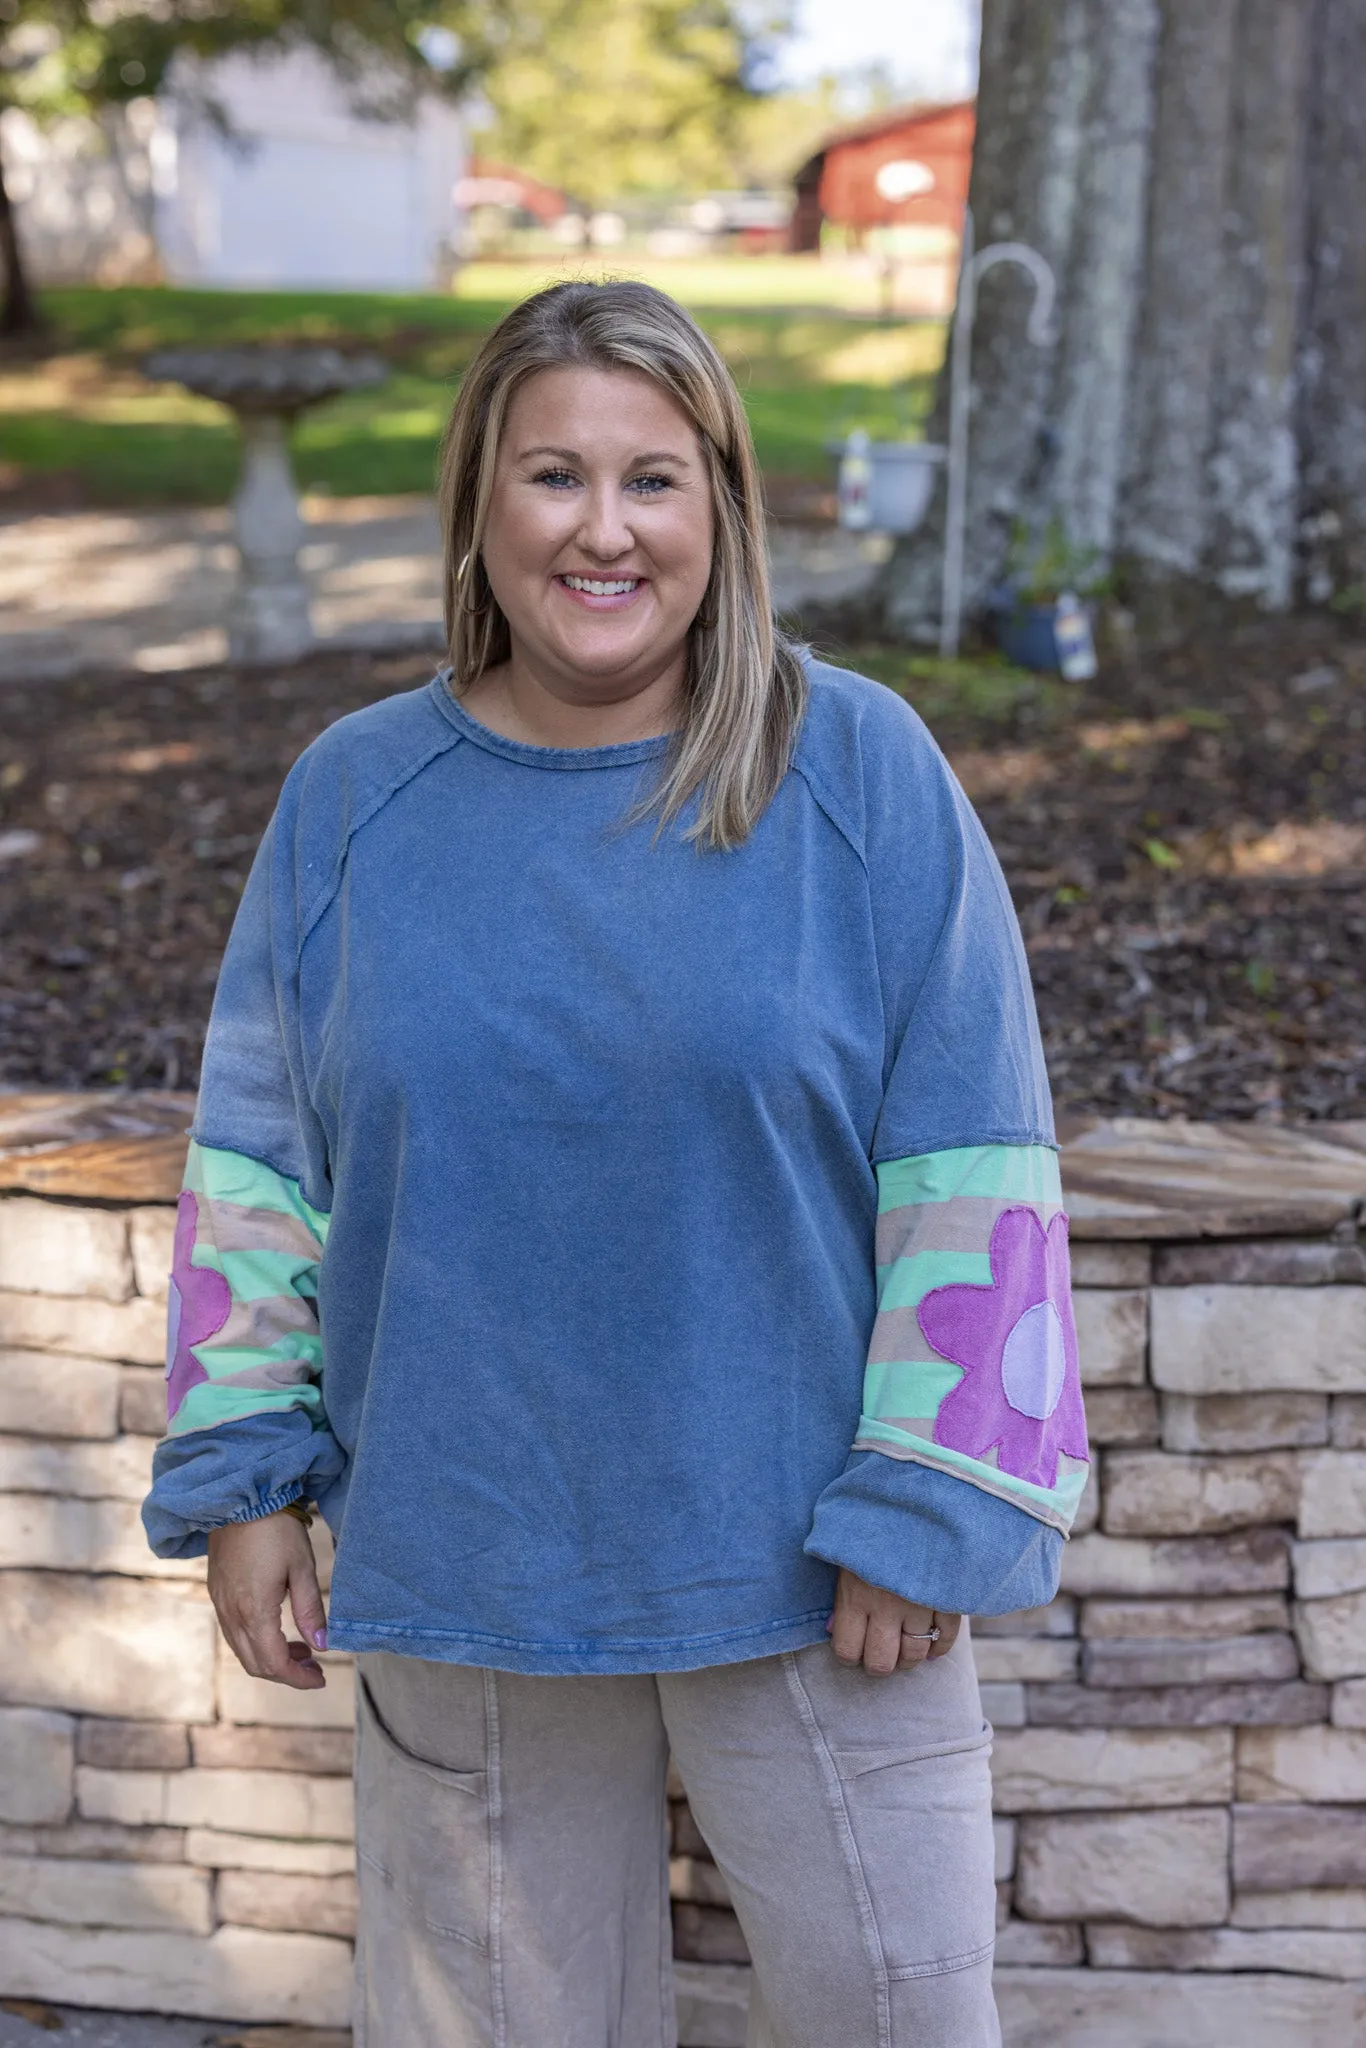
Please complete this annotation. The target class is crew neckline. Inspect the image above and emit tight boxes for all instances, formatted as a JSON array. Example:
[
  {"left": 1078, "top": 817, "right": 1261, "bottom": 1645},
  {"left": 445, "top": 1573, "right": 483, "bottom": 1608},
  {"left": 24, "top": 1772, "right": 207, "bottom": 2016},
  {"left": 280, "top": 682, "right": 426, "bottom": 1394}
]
[{"left": 429, "top": 674, "right": 674, "bottom": 770}]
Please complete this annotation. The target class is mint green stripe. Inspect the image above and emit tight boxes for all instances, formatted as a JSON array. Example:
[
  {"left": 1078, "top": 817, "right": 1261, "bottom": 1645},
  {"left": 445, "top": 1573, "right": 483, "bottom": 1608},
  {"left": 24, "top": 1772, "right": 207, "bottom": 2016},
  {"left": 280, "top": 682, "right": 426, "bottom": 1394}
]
[
  {"left": 192, "top": 1244, "right": 320, "bottom": 1302},
  {"left": 877, "top": 1248, "right": 991, "bottom": 1312},
  {"left": 863, "top": 1358, "right": 963, "bottom": 1418},
  {"left": 855, "top": 1416, "right": 1088, "bottom": 1520},
  {"left": 876, "top": 1145, "right": 1062, "bottom": 1215},
  {"left": 185, "top": 1139, "right": 331, "bottom": 1240},
  {"left": 168, "top": 1379, "right": 326, "bottom": 1439},
  {"left": 192, "top": 1334, "right": 324, "bottom": 1380}
]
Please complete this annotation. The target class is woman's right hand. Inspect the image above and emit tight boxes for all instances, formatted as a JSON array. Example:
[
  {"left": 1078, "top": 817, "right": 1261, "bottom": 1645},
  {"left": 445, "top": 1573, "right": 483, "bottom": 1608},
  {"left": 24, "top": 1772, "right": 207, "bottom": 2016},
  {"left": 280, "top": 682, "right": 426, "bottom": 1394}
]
[{"left": 207, "top": 1511, "right": 329, "bottom": 1689}]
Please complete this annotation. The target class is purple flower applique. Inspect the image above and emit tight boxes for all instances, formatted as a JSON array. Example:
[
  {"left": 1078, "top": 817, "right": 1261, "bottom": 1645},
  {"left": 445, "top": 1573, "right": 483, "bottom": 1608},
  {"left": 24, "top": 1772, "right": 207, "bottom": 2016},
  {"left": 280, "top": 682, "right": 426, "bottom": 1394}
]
[
  {"left": 165, "top": 1190, "right": 231, "bottom": 1424},
  {"left": 917, "top": 1206, "right": 1087, "bottom": 1491}
]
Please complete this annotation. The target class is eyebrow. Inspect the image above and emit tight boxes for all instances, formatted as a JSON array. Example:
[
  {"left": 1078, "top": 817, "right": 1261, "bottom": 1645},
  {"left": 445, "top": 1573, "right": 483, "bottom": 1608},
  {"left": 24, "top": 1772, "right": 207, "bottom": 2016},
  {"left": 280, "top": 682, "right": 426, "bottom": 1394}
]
[{"left": 516, "top": 444, "right": 691, "bottom": 466}]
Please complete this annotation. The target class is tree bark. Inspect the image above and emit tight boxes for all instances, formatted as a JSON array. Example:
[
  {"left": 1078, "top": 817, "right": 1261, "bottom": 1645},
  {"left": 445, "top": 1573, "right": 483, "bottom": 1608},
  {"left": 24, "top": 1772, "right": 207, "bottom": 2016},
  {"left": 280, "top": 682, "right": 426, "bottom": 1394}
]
[
  {"left": 0, "top": 134, "right": 39, "bottom": 338},
  {"left": 1299, "top": 0, "right": 1366, "bottom": 599}
]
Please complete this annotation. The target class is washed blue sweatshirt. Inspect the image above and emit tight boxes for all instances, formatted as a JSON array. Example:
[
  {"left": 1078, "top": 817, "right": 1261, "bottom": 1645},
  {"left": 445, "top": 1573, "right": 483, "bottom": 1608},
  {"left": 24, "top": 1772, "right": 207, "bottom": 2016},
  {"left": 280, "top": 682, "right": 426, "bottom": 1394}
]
[{"left": 143, "top": 659, "right": 1089, "bottom": 1674}]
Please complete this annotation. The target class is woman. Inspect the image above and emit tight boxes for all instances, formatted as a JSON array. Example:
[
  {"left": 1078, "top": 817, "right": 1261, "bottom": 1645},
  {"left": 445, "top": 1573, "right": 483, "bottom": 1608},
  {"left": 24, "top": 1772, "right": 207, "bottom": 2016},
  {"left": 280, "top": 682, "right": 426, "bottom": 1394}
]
[{"left": 144, "top": 280, "right": 1088, "bottom": 2048}]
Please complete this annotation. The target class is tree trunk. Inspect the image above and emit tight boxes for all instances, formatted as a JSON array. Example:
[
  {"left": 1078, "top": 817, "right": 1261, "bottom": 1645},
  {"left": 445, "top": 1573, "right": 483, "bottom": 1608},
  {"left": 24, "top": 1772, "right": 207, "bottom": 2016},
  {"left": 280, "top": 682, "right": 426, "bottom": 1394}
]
[
  {"left": 877, "top": 0, "right": 1365, "bottom": 646},
  {"left": 0, "top": 134, "right": 40, "bottom": 338}
]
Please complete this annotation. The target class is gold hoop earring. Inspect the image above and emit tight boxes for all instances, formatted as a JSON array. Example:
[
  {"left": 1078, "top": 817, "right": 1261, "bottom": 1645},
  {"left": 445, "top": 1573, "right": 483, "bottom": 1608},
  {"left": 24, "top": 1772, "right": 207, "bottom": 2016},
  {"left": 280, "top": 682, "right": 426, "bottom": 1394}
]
[{"left": 457, "top": 550, "right": 488, "bottom": 617}]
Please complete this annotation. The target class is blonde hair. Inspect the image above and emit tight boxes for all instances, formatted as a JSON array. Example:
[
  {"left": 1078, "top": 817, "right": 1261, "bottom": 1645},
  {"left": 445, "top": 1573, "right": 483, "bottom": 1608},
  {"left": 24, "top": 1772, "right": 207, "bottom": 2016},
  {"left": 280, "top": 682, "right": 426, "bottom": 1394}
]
[{"left": 437, "top": 279, "right": 807, "bottom": 850}]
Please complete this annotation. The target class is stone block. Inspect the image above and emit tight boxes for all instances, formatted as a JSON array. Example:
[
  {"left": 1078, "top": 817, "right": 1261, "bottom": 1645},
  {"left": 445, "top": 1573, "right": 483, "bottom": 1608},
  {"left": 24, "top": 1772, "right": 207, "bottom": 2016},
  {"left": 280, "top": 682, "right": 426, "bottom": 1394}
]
[
  {"left": 216, "top": 1633, "right": 355, "bottom": 1730},
  {"left": 1151, "top": 1286, "right": 1366, "bottom": 1395},
  {"left": 671, "top": 1801, "right": 709, "bottom": 1859},
  {"left": 1081, "top": 1633, "right": 1300, "bottom": 1687},
  {"left": 1238, "top": 1726, "right": 1366, "bottom": 1803},
  {"left": 1085, "top": 1923, "right": 1366, "bottom": 1979},
  {"left": 1162, "top": 1392, "right": 1329, "bottom": 1453},
  {"left": 1102, "top": 1450, "right": 1301, "bottom": 1538},
  {"left": 674, "top": 1960, "right": 750, "bottom": 2048},
  {"left": 980, "top": 1682, "right": 1026, "bottom": 1728},
  {"left": 0, "top": 1853, "right": 211, "bottom": 1933},
  {"left": 1081, "top": 1594, "right": 1291, "bottom": 1640},
  {"left": 1083, "top": 1388, "right": 1160, "bottom": 1446},
  {"left": 77, "top": 1720, "right": 189, "bottom": 1771},
  {"left": 1299, "top": 1452, "right": 1366, "bottom": 1538},
  {"left": 0, "top": 1289, "right": 165, "bottom": 1366},
  {"left": 0, "top": 1708, "right": 73, "bottom": 1824},
  {"left": 79, "top": 1765, "right": 354, "bottom": 1841},
  {"left": 191, "top": 1725, "right": 353, "bottom": 1774},
  {"left": 1073, "top": 1291, "right": 1148, "bottom": 1387},
  {"left": 1155, "top": 1238, "right": 1366, "bottom": 1286},
  {"left": 974, "top": 1598, "right": 1078, "bottom": 1637},
  {"left": 992, "top": 1968, "right": 1366, "bottom": 2047},
  {"left": 1293, "top": 1537, "right": 1366, "bottom": 1599},
  {"left": 1069, "top": 1244, "right": 1151, "bottom": 1287},
  {"left": 1333, "top": 1680, "right": 1366, "bottom": 1728},
  {"left": 128, "top": 1207, "right": 177, "bottom": 1300},
  {"left": 185, "top": 1829, "right": 356, "bottom": 1877},
  {"left": 973, "top": 1637, "right": 1078, "bottom": 1683},
  {"left": 0, "top": 1198, "right": 133, "bottom": 1303},
  {"left": 670, "top": 1856, "right": 733, "bottom": 1907},
  {"left": 119, "top": 1366, "right": 168, "bottom": 1437},
  {"left": 0, "top": 1573, "right": 216, "bottom": 1721},
  {"left": 0, "top": 1430, "right": 154, "bottom": 1500},
  {"left": 0, "top": 1494, "right": 201, "bottom": 1579},
  {"left": 994, "top": 1817, "right": 1016, "bottom": 1883},
  {"left": 673, "top": 1902, "right": 750, "bottom": 1965},
  {"left": 0, "top": 1347, "right": 120, "bottom": 1438},
  {"left": 993, "top": 1918, "right": 1083, "bottom": 1964},
  {"left": 1295, "top": 1592, "right": 1366, "bottom": 1681},
  {"left": 989, "top": 1728, "right": 1233, "bottom": 1812},
  {"left": 1026, "top": 1682, "right": 1328, "bottom": 1728},
  {"left": 217, "top": 1867, "right": 357, "bottom": 1939},
  {"left": 23, "top": 1819, "right": 185, "bottom": 1862},
  {"left": 1015, "top": 1808, "right": 1229, "bottom": 1926},
  {"left": 1070, "top": 1462, "right": 1099, "bottom": 1537},
  {"left": 1234, "top": 1804, "right": 1366, "bottom": 1889},
  {"left": 0, "top": 1918, "right": 353, "bottom": 2026},
  {"left": 1333, "top": 1395, "right": 1366, "bottom": 1449},
  {"left": 1233, "top": 1888, "right": 1366, "bottom": 1930},
  {"left": 1061, "top": 1530, "right": 1289, "bottom": 1598}
]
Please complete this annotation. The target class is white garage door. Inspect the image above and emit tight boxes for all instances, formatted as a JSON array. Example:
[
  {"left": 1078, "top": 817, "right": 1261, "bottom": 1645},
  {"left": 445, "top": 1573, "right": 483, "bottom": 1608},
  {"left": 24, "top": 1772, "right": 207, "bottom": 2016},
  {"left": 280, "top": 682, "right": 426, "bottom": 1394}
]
[{"left": 209, "top": 134, "right": 424, "bottom": 290}]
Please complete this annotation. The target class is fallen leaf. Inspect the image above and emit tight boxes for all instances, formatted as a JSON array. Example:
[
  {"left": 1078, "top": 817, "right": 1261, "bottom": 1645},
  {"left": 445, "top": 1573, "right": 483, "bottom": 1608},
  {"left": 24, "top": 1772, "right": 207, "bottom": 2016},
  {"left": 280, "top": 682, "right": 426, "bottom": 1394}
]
[{"left": 0, "top": 2003, "right": 64, "bottom": 2031}]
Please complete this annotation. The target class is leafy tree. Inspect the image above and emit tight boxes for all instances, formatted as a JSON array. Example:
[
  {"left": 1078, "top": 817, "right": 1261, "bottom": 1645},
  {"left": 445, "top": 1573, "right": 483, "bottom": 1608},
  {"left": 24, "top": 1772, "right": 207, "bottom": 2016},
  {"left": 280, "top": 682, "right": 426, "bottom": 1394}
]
[{"left": 0, "top": 0, "right": 489, "bottom": 335}]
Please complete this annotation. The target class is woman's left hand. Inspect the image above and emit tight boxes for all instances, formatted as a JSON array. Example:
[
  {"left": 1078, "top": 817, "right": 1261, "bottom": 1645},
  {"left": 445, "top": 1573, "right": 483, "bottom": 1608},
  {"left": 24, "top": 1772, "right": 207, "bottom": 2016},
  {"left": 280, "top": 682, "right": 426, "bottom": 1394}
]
[{"left": 828, "top": 1568, "right": 963, "bottom": 1676}]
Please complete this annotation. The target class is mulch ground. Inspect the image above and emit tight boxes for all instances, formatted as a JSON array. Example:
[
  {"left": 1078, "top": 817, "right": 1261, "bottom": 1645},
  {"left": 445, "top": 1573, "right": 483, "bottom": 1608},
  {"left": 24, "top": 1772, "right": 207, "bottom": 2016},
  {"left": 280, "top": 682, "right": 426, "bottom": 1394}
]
[{"left": 2, "top": 619, "right": 1364, "bottom": 1122}]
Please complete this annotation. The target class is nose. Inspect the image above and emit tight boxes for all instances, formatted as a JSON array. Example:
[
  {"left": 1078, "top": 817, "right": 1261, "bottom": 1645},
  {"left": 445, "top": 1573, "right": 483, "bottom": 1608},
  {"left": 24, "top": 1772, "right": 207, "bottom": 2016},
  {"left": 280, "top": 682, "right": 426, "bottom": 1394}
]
[{"left": 576, "top": 480, "right": 634, "bottom": 562}]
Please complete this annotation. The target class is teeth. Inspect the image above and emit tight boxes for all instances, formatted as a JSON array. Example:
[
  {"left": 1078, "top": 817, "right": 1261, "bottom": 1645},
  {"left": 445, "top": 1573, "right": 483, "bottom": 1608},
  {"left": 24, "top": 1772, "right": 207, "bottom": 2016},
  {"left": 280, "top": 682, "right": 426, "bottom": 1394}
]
[{"left": 562, "top": 576, "right": 639, "bottom": 596}]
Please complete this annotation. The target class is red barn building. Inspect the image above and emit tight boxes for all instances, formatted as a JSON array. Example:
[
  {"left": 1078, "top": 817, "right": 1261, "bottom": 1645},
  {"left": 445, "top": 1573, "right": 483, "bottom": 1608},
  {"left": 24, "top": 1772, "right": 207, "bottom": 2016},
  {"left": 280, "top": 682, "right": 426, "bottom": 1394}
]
[{"left": 790, "top": 99, "right": 975, "bottom": 253}]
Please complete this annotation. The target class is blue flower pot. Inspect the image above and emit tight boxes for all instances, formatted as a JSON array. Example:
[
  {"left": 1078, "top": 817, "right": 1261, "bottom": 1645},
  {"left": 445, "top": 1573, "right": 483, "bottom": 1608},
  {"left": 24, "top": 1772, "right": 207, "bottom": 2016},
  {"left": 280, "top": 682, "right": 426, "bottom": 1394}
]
[{"left": 995, "top": 601, "right": 1062, "bottom": 673}]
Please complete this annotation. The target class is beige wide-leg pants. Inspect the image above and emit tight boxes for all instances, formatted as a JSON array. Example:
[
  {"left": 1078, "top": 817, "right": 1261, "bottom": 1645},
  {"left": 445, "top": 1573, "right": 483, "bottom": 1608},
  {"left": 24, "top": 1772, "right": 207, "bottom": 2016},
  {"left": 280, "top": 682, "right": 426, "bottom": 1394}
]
[{"left": 352, "top": 1632, "right": 1000, "bottom": 2048}]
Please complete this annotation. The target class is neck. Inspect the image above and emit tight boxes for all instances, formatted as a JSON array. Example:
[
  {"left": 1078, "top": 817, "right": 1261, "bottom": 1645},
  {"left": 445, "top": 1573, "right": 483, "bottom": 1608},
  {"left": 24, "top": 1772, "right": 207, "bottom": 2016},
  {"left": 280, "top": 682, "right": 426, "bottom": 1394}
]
[{"left": 462, "top": 644, "right": 685, "bottom": 750}]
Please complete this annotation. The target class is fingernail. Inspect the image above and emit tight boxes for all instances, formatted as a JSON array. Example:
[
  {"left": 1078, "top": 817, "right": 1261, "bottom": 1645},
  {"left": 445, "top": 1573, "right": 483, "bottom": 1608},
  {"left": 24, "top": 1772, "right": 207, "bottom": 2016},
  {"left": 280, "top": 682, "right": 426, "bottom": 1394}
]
[{"left": 312, "top": 1629, "right": 327, "bottom": 1650}]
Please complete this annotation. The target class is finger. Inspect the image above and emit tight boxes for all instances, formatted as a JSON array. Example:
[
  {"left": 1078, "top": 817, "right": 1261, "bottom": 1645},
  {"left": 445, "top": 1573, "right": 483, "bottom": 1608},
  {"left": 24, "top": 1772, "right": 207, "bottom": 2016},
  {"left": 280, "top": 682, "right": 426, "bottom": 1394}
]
[
  {"left": 862, "top": 1615, "right": 903, "bottom": 1676},
  {"left": 288, "top": 1547, "right": 329, "bottom": 1654},
  {"left": 830, "top": 1599, "right": 868, "bottom": 1667},
  {"left": 927, "top": 1612, "right": 963, "bottom": 1661},
  {"left": 898, "top": 1628, "right": 934, "bottom": 1669}
]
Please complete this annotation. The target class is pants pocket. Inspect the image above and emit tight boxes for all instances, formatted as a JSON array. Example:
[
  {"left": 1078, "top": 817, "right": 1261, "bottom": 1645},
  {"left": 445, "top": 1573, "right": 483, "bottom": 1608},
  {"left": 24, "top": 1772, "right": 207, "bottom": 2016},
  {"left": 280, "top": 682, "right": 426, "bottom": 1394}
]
[{"left": 355, "top": 1668, "right": 491, "bottom": 1951}]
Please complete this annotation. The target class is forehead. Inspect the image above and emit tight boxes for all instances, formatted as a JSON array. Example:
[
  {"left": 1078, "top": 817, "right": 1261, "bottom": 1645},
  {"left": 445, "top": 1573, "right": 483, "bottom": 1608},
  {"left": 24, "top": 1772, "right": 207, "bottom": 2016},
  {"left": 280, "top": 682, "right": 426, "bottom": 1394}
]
[{"left": 503, "top": 364, "right": 700, "bottom": 455}]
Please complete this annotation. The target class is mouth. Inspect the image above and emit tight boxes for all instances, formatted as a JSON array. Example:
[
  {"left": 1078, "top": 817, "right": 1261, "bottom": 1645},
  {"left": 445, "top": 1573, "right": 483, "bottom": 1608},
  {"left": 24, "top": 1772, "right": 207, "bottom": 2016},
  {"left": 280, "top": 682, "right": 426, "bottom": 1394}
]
[{"left": 556, "top": 573, "right": 645, "bottom": 611}]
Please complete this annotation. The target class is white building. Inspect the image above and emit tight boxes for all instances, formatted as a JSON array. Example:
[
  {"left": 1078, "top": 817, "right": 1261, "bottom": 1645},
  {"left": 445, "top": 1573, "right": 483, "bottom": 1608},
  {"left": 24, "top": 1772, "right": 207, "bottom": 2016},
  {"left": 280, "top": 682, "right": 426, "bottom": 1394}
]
[{"left": 156, "top": 49, "right": 468, "bottom": 292}]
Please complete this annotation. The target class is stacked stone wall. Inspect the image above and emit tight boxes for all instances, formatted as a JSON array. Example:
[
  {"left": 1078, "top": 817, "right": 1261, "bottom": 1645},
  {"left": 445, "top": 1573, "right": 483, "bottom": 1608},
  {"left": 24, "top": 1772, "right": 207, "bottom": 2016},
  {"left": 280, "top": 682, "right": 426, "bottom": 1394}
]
[{"left": 0, "top": 1117, "right": 1364, "bottom": 2044}]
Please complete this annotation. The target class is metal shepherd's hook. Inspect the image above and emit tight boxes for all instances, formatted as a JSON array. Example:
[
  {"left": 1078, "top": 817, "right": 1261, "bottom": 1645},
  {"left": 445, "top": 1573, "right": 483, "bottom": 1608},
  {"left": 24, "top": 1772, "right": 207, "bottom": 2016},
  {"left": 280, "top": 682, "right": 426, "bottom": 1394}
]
[{"left": 939, "top": 208, "right": 1057, "bottom": 660}]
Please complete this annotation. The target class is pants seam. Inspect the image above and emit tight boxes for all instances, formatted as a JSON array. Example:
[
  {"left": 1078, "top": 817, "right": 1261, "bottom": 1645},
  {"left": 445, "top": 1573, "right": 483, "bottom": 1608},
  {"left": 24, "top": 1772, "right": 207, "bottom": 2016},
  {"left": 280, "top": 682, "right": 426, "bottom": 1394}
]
[
  {"left": 485, "top": 1666, "right": 507, "bottom": 2048},
  {"left": 783, "top": 1651, "right": 891, "bottom": 2048},
  {"left": 886, "top": 1938, "right": 997, "bottom": 1981}
]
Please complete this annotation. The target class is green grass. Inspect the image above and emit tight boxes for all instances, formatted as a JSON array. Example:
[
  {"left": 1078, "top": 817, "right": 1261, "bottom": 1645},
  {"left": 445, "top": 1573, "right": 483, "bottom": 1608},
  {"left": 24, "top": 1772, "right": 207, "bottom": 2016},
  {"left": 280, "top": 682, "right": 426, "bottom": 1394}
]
[{"left": 1, "top": 276, "right": 944, "bottom": 507}]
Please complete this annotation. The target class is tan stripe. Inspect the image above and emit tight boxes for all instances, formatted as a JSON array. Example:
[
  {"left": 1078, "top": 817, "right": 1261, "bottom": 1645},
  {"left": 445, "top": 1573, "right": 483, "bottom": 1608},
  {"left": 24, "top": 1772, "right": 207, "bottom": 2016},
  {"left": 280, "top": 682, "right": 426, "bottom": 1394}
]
[
  {"left": 214, "top": 1357, "right": 316, "bottom": 1392},
  {"left": 867, "top": 1307, "right": 959, "bottom": 1368},
  {"left": 204, "top": 1296, "right": 320, "bottom": 1352},
  {"left": 876, "top": 1194, "right": 1065, "bottom": 1267},
  {"left": 200, "top": 1198, "right": 324, "bottom": 1263}
]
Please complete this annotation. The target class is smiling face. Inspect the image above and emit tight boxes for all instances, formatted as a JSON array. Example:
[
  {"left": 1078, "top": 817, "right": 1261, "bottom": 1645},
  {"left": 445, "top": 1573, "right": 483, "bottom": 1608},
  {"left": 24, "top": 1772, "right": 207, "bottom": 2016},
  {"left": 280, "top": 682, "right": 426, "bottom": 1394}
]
[{"left": 474, "top": 364, "right": 715, "bottom": 733}]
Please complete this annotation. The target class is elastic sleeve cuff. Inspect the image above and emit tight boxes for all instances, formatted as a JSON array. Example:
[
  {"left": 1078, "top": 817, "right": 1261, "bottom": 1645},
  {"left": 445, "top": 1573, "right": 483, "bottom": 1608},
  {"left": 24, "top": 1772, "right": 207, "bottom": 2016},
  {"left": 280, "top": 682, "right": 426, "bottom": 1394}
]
[
  {"left": 804, "top": 1449, "right": 1063, "bottom": 1615},
  {"left": 142, "top": 1410, "right": 347, "bottom": 1560}
]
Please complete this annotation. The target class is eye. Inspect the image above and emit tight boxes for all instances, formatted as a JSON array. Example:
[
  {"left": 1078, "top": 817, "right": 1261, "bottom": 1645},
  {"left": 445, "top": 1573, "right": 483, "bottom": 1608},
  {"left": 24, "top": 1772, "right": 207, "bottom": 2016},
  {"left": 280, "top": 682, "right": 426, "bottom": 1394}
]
[
  {"left": 628, "top": 472, "right": 673, "bottom": 495},
  {"left": 532, "top": 467, "right": 579, "bottom": 489}
]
